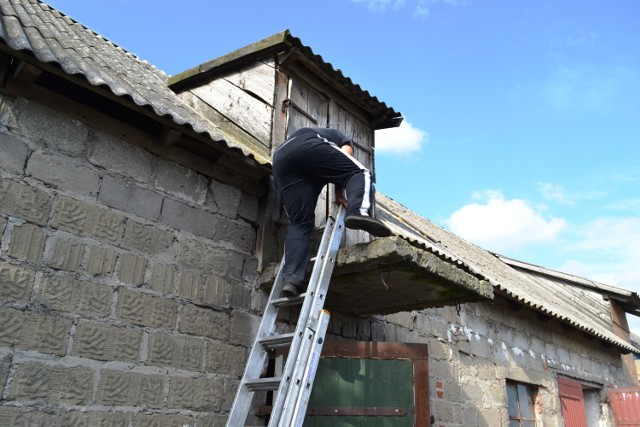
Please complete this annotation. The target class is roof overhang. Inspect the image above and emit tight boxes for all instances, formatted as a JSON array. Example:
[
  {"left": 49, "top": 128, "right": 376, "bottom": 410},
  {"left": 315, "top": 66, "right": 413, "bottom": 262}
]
[
  {"left": 260, "top": 237, "right": 493, "bottom": 316},
  {"left": 324, "top": 237, "right": 493, "bottom": 315}
]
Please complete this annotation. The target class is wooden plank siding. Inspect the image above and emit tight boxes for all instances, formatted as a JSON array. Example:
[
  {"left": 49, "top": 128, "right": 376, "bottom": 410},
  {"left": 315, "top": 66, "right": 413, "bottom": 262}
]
[
  {"left": 189, "top": 59, "right": 276, "bottom": 151},
  {"left": 284, "top": 76, "right": 376, "bottom": 246}
]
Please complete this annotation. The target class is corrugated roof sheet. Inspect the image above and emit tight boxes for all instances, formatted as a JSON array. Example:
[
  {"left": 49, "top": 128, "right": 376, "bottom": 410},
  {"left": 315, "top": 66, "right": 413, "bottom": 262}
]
[
  {"left": 376, "top": 193, "right": 640, "bottom": 354},
  {"left": 0, "top": 0, "right": 271, "bottom": 165}
]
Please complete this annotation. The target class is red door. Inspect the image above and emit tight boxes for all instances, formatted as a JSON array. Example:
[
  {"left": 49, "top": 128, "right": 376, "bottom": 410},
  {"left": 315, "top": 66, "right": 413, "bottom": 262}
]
[
  {"left": 610, "top": 387, "right": 640, "bottom": 426},
  {"left": 558, "top": 377, "right": 588, "bottom": 427}
]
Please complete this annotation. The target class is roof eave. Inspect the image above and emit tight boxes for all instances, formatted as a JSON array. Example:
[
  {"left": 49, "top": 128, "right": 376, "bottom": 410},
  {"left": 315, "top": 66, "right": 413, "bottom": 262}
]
[
  {"left": 168, "top": 30, "right": 293, "bottom": 91},
  {"left": 167, "top": 30, "right": 403, "bottom": 130}
]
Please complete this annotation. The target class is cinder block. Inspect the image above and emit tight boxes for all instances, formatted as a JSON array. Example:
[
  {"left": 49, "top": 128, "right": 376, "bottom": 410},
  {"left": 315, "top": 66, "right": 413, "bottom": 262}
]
[
  {"left": 230, "top": 310, "right": 260, "bottom": 347},
  {"left": 179, "top": 270, "right": 228, "bottom": 308},
  {"left": 168, "top": 376, "right": 223, "bottom": 411},
  {"left": 72, "top": 320, "right": 142, "bottom": 362},
  {"left": 116, "top": 288, "right": 177, "bottom": 329},
  {"left": 123, "top": 219, "right": 174, "bottom": 255},
  {"left": 195, "top": 414, "right": 226, "bottom": 427},
  {"left": 26, "top": 151, "right": 100, "bottom": 197},
  {"left": 206, "top": 342, "right": 246, "bottom": 377},
  {"left": 224, "top": 378, "right": 239, "bottom": 412},
  {"left": 56, "top": 411, "right": 130, "bottom": 427},
  {"left": 239, "top": 255, "right": 258, "bottom": 284},
  {"left": 88, "top": 130, "right": 156, "bottom": 183},
  {"left": 7, "top": 222, "right": 46, "bottom": 262},
  {"left": 212, "top": 217, "right": 255, "bottom": 253},
  {"left": 44, "top": 234, "right": 84, "bottom": 271},
  {"left": 0, "top": 307, "right": 71, "bottom": 355},
  {"left": 99, "top": 174, "right": 163, "bottom": 221},
  {"left": 0, "top": 260, "right": 35, "bottom": 303},
  {"left": 224, "top": 252, "right": 247, "bottom": 288},
  {"left": 0, "top": 353, "right": 11, "bottom": 390},
  {"left": 179, "top": 304, "right": 229, "bottom": 341},
  {"left": 134, "top": 413, "right": 193, "bottom": 427},
  {"left": 161, "top": 198, "right": 218, "bottom": 239},
  {"left": 386, "top": 312, "right": 415, "bottom": 330},
  {"left": 156, "top": 157, "right": 208, "bottom": 204},
  {"left": 9, "top": 362, "right": 93, "bottom": 404},
  {"left": 239, "top": 192, "right": 259, "bottom": 223},
  {"left": 52, "top": 196, "right": 126, "bottom": 245},
  {"left": 39, "top": 275, "right": 113, "bottom": 318},
  {"left": 118, "top": 253, "right": 148, "bottom": 286},
  {"left": 207, "top": 179, "right": 241, "bottom": 218},
  {"left": 0, "top": 133, "right": 29, "bottom": 174},
  {"left": 477, "top": 406, "right": 507, "bottom": 427},
  {"left": 0, "top": 407, "right": 54, "bottom": 427},
  {"left": 85, "top": 245, "right": 118, "bottom": 276},
  {"left": 149, "top": 262, "right": 175, "bottom": 294},
  {"left": 97, "top": 369, "right": 164, "bottom": 408},
  {"left": 229, "top": 282, "right": 250, "bottom": 310},
  {"left": 146, "top": 333, "right": 204, "bottom": 371},
  {"left": 178, "top": 238, "right": 228, "bottom": 274},
  {"left": 14, "top": 97, "right": 88, "bottom": 156}
]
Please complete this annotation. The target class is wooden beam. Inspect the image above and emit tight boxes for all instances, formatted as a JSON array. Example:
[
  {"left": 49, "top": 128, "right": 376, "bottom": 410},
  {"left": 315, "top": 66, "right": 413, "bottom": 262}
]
[{"left": 159, "top": 127, "right": 182, "bottom": 146}]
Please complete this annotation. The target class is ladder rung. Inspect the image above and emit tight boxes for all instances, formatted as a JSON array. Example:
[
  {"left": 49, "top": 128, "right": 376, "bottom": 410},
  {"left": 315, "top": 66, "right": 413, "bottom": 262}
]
[
  {"left": 245, "top": 377, "right": 282, "bottom": 391},
  {"left": 259, "top": 333, "right": 294, "bottom": 350},
  {"left": 272, "top": 293, "right": 306, "bottom": 308}
]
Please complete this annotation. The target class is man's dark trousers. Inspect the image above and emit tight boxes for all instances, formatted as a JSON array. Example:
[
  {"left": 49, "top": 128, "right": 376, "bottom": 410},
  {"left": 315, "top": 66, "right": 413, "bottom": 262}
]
[{"left": 273, "top": 131, "right": 372, "bottom": 290}]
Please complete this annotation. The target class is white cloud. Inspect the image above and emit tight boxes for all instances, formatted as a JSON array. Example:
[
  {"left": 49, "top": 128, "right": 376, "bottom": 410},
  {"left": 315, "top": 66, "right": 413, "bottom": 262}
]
[
  {"left": 561, "top": 216, "right": 640, "bottom": 284},
  {"left": 375, "top": 120, "right": 428, "bottom": 154},
  {"left": 446, "top": 190, "right": 567, "bottom": 252},
  {"left": 544, "top": 64, "right": 629, "bottom": 112},
  {"left": 350, "top": 0, "right": 466, "bottom": 15},
  {"left": 537, "top": 182, "right": 575, "bottom": 206},
  {"left": 350, "top": 0, "right": 405, "bottom": 12}
]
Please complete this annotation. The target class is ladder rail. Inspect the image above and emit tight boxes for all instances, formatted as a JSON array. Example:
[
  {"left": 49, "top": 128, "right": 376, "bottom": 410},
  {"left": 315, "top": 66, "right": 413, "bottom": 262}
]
[
  {"left": 277, "top": 208, "right": 345, "bottom": 426},
  {"left": 226, "top": 204, "right": 345, "bottom": 427},
  {"left": 225, "top": 259, "right": 286, "bottom": 427},
  {"left": 269, "top": 205, "right": 345, "bottom": 426},
  {"left": 289, "top": 309, "right": 331, "bottom": 426}
]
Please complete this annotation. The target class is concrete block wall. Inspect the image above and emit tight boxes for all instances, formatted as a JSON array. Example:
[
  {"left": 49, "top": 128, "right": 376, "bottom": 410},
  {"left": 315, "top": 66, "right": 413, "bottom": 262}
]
[
  {"left": 0, "top": 93, "right": 631, "bottom": 427},
  {"left": 410, "top": 298, "right": 627, "bottom": 427},
  {"left": 0, "top": 95, "right": 261, "bottom": 426},
  {"left": 322, "top": 296, "right": 630, "bottom": 426}
]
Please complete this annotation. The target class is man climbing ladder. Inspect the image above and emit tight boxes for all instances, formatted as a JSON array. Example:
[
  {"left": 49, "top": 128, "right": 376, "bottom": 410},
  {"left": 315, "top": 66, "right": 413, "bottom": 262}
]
[
  {"left": 272, "top": 127, "right": 392, "bottom": 297},
  {"left": 225, "top": 127, "right": 392, "bottom": 426}
]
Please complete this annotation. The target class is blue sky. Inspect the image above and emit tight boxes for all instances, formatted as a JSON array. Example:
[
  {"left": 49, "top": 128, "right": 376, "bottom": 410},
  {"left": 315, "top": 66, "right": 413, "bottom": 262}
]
[{"left": 46, "top": 0, "right": 640, "bottom": 330}]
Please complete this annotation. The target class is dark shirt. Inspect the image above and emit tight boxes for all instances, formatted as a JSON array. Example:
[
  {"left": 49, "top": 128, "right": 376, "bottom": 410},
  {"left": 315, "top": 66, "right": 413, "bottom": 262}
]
[{"left": 281, "top": 127, "right": 355, "bottom": 152}]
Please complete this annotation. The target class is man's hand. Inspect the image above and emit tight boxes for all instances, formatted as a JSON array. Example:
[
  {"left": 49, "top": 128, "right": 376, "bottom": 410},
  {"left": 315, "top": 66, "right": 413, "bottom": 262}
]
[
  {"left": 335, "top": 186, "right": 349, "bottom": 208},
  {"left": 341, "top": 144, "right": 354, "bottom": 156}
]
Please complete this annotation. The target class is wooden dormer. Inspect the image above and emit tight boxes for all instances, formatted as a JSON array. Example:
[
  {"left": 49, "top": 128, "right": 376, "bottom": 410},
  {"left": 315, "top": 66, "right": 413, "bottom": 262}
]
[{"left": 168, "top": 30, "right": 403, "bottom": 265}]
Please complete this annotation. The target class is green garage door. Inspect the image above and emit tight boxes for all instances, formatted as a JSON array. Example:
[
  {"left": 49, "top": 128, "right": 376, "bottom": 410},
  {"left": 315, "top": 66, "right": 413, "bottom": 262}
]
[
  {"left": 305, "top": 357, "right": 414, "bottom": 426},
  {"left": 302, "top": 341, "right": 429, "bottom": 427}
]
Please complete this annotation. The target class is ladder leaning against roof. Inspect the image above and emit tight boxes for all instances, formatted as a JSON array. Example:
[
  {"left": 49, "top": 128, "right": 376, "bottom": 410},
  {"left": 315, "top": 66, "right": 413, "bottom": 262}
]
[{"left": 226, "top": 204, "right": 346, "bottom": 427}]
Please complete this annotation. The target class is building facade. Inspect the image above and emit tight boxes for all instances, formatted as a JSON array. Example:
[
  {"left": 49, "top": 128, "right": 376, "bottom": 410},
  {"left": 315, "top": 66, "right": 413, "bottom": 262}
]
[{"left": 0, "top": 2, "right": 638, "bottom": 426}]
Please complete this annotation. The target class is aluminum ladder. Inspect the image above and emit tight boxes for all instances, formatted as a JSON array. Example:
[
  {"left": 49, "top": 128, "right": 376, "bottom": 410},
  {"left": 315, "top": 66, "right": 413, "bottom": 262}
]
[{"left": 226, "top": 204, "right": 346, "bottom": 427}]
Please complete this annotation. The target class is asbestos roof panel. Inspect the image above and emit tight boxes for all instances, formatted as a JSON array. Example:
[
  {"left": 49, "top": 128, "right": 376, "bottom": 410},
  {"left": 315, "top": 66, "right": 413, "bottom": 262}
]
[
  {"left": 0, "top": 0, "right": 271, "bottom": 165},
  {"left": 376, "top": 193, "right": 640, "bottom": 354}
]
